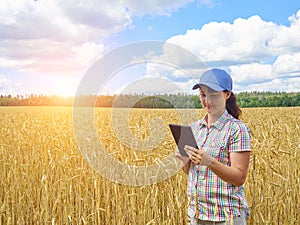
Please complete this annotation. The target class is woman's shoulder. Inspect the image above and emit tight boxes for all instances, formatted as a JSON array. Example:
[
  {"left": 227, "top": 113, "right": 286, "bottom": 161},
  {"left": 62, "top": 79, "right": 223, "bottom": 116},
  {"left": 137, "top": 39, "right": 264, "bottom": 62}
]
[{"left": 227, "top": 116, "right": 250, "bottom": 133}]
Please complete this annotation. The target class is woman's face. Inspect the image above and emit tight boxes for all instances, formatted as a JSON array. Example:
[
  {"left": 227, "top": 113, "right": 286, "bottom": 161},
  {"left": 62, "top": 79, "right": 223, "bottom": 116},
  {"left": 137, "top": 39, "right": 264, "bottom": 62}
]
[{"left": 199, "top": 85, "right": 230, "bottom": 116}]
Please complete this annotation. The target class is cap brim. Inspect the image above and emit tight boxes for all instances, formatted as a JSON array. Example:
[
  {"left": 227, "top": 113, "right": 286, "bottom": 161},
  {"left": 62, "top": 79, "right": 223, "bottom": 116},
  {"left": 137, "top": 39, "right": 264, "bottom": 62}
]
[
  {"left": 193, "top": 82, "right": 225, "bottom": 92},
  {"left": 192, "top": 84, "right": 200, "bottom": 90}
]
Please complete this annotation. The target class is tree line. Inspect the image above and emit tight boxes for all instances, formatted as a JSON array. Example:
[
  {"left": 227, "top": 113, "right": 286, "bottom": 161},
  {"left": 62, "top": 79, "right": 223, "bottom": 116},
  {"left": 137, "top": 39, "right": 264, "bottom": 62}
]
[{"left": 0, "top": 92, "right": 299, "bottom": 108}]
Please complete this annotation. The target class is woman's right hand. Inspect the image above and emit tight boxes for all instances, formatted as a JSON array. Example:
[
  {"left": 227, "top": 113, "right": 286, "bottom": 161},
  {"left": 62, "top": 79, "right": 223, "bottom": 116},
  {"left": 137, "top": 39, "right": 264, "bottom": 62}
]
[{"left": 174, "top": 147, "right": 190, "bottom": 165}]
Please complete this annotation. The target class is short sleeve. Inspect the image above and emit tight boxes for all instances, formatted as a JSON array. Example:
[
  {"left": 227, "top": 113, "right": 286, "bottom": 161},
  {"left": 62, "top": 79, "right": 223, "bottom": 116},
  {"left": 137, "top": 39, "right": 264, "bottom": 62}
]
[{"left": 228, "top": 121, "right": 252, "bottom": 152}]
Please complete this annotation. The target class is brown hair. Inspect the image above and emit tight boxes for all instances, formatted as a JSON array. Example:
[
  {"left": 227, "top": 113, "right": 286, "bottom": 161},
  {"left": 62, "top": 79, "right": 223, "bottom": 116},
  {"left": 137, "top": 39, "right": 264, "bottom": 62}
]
[{"left": 226, "top": 92, "right": 241, "bottom": 119}]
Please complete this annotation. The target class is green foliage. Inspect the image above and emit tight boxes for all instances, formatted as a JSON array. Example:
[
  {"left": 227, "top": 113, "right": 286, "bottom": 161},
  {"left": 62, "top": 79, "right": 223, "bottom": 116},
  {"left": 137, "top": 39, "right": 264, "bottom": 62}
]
[
  {"left": 0, "top": 92, "right": 299, "bottom": 108},
  {"left": 236, "top": 91, "right": 300, "bottom": 107}
]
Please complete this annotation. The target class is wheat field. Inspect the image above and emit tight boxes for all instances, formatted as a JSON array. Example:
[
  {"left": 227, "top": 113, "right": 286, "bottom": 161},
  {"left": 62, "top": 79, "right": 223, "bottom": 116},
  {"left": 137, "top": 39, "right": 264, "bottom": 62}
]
[{"left": 0, "top": 106, "right": 299, "bottom": 225}]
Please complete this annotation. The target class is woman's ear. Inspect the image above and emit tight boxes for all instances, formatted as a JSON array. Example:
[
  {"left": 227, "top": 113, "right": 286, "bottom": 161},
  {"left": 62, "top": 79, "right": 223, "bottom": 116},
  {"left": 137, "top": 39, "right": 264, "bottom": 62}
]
[{"left": 225, "top": 91, "right": 231, "bottom": 100}]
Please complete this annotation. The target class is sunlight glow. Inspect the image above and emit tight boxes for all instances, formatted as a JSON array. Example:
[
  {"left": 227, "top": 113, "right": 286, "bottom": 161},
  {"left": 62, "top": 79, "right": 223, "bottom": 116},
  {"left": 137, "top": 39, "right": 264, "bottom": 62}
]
[{"left": 53, "top": 77, "right": 78, "bottom": 97}]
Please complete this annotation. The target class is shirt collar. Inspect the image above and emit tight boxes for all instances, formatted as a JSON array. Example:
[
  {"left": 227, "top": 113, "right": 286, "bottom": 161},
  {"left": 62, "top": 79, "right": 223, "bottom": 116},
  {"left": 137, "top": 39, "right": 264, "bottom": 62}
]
[{"left": 198, "top": 110, "right": 231, "bottom": 131}]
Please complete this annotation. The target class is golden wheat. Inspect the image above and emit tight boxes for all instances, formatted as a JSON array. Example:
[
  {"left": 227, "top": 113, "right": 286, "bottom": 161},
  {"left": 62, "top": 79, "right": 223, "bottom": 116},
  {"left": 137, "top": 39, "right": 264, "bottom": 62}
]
[{"left": 0, "top": 106, "right": 299, "bottom": 224}]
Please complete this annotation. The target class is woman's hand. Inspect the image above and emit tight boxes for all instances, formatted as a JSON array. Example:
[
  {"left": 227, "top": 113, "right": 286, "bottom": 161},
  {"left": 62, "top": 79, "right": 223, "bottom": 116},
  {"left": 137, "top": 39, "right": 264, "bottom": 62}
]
[
  {"left": 185, "top": 145, "right": 251, "bottom": 186},
  {"left": 174, "top": 147, "right": 190, "bottom": 165},
  {"left": 174, "top": 147, "right": 191, "bottom": 174},
  {"left": 184, "top": 145, "right": 203, "bottom": 164},
  {"left": 184, "top": 145, "right": 214, "bottom": 167}
]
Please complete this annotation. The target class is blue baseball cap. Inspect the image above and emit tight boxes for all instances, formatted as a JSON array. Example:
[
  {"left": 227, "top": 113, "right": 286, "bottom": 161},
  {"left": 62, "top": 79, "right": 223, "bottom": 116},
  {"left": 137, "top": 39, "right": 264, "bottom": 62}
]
[{"left": 192, "top": 68, "right": 232, "bottom": 92}]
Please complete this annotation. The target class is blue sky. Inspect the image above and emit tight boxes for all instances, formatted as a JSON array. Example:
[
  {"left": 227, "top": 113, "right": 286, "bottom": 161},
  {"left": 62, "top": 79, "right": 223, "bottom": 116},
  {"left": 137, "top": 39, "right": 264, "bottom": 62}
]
[
  {"left": 107, "top": 1, "right": 298, "bottom": 45},
  {"left": 1, "top": 0, "right": 300, "bottom": 96}
]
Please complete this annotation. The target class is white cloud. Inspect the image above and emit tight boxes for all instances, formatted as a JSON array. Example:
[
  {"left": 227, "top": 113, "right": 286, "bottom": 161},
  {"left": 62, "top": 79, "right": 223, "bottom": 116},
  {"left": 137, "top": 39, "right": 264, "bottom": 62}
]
[
  {"left": 145, "top": 61, "right": 189, "bottom": 79},
  {"left": 0, "top": 0, "right": 197, "bottom": 77},
  {"left": 268, "top": 10, "right": 300, "bottom": 54},
  {"left": 167, "top": 15, "right": 279, "bottom": 63},
  {"left": 272, "top": 53, "right": 300, "bottom": 76},
  {"left": 234, "top": 77, "right": 300, "bottom": 93},
  {"left": 0, "top": 75, "right": 12, "bottom": 89},
  {"left": 0, "top": 0, "right": 132, "bottom": 41},
  {"left": 0, "top": 0, "right": 132, "bottom": 74},
  {"left": 286, "top": 77, "right": 300, "bottom": 91},
  {"left": 0, "top": 75, "right": 23, "bottom": 95},
  {"left": 116, "top": 77, "right": 183, "bottom": 95},
  {"left": 230, "top": 63, "right": 273, "bottom": 85},
  {"left": 0, "top": 57, "right": 33, "bottom": 68},
  {"left": 71, "top": 42, "right": 104, "bottom": 66},
  {"left": 197, "top": 0, "right": 217, "bottom": 8},
  {"left": 1, "top": 0, "right": 300, "bottom": 94},
  {"left": 165, "top": 10, "right": 300, "bottom": 92},
  {"left": 142, "top": 42, "right": 208, "bottom": 81},
  {"left": 173, "top": 78, "right": 200, "bottom": 93}
]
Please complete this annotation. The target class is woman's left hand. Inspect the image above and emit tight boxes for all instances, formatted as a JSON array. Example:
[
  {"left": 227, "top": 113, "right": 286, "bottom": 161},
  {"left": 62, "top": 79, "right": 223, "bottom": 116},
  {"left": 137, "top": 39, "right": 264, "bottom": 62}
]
[
  {"left": 184, "top": 145, "right": 215, "bottom": 166},
  {"left": 184, "top": 145, "right": 204, "bottom": 165}
]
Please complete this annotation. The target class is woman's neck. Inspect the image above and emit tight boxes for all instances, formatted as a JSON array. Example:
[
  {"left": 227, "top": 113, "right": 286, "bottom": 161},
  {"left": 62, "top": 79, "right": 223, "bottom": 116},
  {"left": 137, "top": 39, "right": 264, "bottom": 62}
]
[{"left": 206, "top": 109, "right": 224, "bottom": 127}]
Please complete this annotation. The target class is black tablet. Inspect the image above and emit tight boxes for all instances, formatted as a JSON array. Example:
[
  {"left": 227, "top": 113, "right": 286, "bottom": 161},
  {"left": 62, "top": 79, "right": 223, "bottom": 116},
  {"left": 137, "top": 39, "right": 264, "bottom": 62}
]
[{"left": 169, "top": 124, "right": 198, "bottom": 157}]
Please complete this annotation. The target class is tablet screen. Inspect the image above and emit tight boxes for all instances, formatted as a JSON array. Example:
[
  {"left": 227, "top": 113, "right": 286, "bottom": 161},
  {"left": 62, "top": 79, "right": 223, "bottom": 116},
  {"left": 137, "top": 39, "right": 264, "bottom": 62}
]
[{"left": 169, "top": 124, "right": 198, "bottom": 157}]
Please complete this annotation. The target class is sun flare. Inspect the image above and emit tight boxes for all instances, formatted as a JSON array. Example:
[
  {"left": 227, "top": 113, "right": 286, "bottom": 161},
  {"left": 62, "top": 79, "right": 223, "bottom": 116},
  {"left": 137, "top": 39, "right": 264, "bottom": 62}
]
[{"left": 54, "top": 77, "right": 78, "bottom": 97}]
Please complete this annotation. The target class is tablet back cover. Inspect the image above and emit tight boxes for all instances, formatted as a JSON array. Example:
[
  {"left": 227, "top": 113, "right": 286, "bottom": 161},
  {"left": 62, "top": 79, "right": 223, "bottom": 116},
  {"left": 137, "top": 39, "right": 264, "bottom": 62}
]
[{"left": 169, "top": 124, "right": 198, "bottom": 157}]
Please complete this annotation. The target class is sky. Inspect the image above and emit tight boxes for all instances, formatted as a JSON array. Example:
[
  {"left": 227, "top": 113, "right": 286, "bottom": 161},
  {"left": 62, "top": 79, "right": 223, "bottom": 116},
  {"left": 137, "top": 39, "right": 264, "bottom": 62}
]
[{"left": 1, "top": 0, "right": 300, "bottom": 97}]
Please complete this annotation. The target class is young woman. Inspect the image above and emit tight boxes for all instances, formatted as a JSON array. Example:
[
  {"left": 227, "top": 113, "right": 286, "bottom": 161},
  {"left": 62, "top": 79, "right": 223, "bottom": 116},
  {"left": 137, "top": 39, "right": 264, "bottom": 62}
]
[{"left": 178, "top": 68, "right": 252, "bottom": 225}]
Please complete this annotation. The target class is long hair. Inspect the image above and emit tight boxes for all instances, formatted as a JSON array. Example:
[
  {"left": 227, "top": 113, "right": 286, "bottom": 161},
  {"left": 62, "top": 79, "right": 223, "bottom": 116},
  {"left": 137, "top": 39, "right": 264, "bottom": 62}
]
[{"left": 226, "top": 92, "right": 241, "bottom": 119}]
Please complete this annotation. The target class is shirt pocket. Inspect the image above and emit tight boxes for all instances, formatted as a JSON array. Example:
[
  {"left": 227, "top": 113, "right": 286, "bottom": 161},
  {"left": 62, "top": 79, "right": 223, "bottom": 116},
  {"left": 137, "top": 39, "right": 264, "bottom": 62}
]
[{"left": 206, "top": 139, "right": 229, "bottom": 164}]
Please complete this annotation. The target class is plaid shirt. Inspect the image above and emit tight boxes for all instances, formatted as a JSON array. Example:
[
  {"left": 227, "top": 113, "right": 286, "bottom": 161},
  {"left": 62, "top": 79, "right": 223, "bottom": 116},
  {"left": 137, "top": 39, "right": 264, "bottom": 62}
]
[{"left": 187, "top": 110, "right": 252, "bottom": 221}]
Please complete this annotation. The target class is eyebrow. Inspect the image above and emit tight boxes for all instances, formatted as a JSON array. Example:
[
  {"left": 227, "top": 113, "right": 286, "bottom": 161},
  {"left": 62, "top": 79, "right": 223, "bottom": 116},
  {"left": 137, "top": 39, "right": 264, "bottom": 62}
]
[{"left": 200, "top": 89, "right": 217, "bottom": 94}]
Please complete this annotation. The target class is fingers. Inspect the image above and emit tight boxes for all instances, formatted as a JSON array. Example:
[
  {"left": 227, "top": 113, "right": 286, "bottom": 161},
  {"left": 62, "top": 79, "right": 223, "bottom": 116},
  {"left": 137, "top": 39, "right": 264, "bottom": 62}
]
[
  {"left": 183, "top": 145, "right": 214, "bottom": 166},
  {"left": 184, "top": 145, "right": 202, "bottom": 164},
  {"left": 174, "top": 148, "right": 190, "bottom": 164},
  {"left": 184, "top": 145, "right": 197, "bottom": 152},
  {"left": 174, "top": 147, "right": 180, "bottom": 156},
  {"left": 184, "top": 145, "right": 200, "bottom": 156}
]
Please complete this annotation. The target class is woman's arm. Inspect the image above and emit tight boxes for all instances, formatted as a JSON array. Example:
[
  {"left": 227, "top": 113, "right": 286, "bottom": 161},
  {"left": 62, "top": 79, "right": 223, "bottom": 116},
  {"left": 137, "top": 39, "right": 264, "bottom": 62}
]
[
  {"left": 185, "top": 145, "right": 251, "bottom": 186},
  {"left": 208, "top": 151, "right": 250, "bottom": 186},
  {"left": 174, "top": 148, "right": 191, "bottom": 175},
  {"left": 182, "top": 160, "right": 190, "bottom": 175}
]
